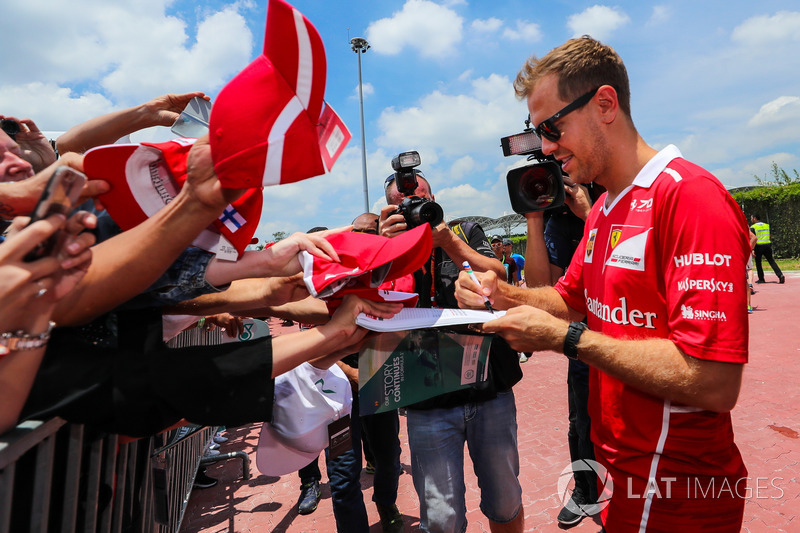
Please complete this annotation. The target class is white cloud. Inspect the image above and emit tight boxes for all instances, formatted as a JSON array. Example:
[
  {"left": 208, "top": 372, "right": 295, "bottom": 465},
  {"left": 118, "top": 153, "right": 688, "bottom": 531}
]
[
  {"left": 502, "top": 20, "right": 543, "bottom": 42},
  {"left": 351, "top": 82, "right": 375, "bottom": 100},
  {"left": 471, "top": 18, "right": 503, "bottom": 33},
  {"left": 732, "top": 11, "right": 800, "bottom": 47},
  {"left": 0, "top": 1, "right": 254, "bottom": 129},
  {"left": 449, "top": 156, "right": 477, "bottom": 181},
  {"left": 0, "top": 82, "right": 114, "bottom": 131},
  {"left": 748, "top": 96, "right": 800, "bottom": 127},
  {"left": 366, "top": 0, "right": 464, "bottom": 59},
  {"left": 647, "top": 5, "right": 671, "bottom": 25},
  {"left": 713, "top": 152, "right": 800, "bottom": 189},
  {"left": 567, "top": 5, "right": 631, "bottom": 41},
  {"left": 375, "top": 73, "right": 527, "bottom": 165}
]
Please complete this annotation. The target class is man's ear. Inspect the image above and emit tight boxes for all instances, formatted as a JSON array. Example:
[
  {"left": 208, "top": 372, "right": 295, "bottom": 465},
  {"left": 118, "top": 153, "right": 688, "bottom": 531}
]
[{"left": 596, "top": 85, "right": 618, "bottom": 125}]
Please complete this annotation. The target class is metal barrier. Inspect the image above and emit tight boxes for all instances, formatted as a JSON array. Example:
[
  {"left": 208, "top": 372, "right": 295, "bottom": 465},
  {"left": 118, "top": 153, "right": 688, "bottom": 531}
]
[{"left": 0, "top": 419, "right": 238, "bottom": 533}]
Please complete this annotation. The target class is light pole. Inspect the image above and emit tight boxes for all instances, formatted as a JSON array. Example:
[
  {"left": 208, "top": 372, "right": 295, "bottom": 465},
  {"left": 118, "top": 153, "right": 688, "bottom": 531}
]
[{"left": 350, "top": 37, "right": 370, "bottom": 214}]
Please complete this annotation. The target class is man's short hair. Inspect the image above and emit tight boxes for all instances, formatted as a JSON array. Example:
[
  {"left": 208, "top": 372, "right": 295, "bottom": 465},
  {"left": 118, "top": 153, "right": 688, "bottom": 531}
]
[{"left": 513, "top": 35, "right": 632, "bottom": 118}]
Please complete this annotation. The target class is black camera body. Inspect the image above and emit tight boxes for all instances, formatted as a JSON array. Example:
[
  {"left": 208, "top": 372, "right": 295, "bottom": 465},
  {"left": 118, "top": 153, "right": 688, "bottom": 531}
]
[
  {"left": 500, "top": 125, "right": 565, "bottom": 213},
  {"left": 390, "top": 151, "right": 444, "bottom": 228}
]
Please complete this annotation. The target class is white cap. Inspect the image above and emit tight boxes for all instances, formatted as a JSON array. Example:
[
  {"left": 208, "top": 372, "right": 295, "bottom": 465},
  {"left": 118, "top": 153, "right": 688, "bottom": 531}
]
[{"left": 256, "top": 362, "right": 352, "bottom": 476}]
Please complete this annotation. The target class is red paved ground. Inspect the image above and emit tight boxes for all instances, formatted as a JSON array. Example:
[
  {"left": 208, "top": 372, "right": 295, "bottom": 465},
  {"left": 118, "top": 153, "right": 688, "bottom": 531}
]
[{"left": 181, "top": 273, "right": 800, "bottom": 532}]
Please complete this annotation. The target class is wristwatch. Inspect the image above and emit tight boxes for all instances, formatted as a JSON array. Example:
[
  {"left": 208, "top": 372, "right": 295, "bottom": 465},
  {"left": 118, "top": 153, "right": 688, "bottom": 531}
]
[
  {"left": 0, "top": 321, "right": 55, "bottom": 352},
  {"left": 563, "top": 321, "right": 587, "bottom": 360}
]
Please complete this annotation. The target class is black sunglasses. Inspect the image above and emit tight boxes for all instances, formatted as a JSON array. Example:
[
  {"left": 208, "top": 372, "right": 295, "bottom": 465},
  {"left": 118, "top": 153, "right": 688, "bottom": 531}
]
[
  {"left": 384, "top": 169, "right": 425, "bottom": 188},
  {"left": 534, "top": 87, "right": 599, "bottom": 142}
]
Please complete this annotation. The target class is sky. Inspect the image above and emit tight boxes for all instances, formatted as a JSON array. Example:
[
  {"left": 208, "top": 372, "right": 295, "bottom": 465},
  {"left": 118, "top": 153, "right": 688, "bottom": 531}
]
[{"left": 2, "top": 0, "right": 799, "bottom": 243}]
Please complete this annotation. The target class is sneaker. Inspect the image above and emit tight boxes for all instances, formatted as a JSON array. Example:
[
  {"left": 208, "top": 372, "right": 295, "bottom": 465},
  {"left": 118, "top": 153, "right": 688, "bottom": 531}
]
[
  {"left": 208, "top": 442, "right": 220, "bottom": 450},
  {"left": 365, "top": 461, "right": 375, "bottom": 475},
  {"left": 203, "top": 448, "right": 220, "bottom": 457},
  {"left": 748, "top": 305, "right": 753, "bottom": 314},
  {"left": 376, "top": 504, "right": 404, "bottom": 533},
  {"left": 213, "top": 433, "right": 228, "bottom": 444},
  {"left": 297, "top": 480, "right": 321, "bottom": 515},
  {"left": 755, "top": 279, "right": 765, "bottom": 284},
  {"left": 780, "top": 275, "right": 786, "bottom": 284},
  {"left": 557, "top": 488, "right": 592, "bottom": 527},
  {"left": 518, "top": 352, "right": 528, "bottom": 363},
  {"left": 193, "top": 468, "right": 218, "bottom": 489}
]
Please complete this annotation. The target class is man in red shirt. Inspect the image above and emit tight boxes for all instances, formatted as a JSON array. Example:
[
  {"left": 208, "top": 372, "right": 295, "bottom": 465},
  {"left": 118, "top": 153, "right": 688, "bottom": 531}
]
[{"left": 456, "top": 36, "right": 749, "bottom": 532}]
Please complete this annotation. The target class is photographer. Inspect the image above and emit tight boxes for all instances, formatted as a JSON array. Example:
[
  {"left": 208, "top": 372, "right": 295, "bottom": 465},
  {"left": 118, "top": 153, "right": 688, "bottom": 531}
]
[
  {"left": 523, "top": 178, "right": 599, "bottom": 528},
  {"left": 380, "top": 164, "right": 525, "bottom": 533}
]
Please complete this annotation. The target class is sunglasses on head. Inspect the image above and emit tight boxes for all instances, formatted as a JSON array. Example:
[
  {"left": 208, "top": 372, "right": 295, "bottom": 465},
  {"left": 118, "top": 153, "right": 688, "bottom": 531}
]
[
  {"left": 534, "top": 87, "right": 600, "bottom": 142},
  {"left": 384, "top": 169, "right": 425, "bottom": 188}
]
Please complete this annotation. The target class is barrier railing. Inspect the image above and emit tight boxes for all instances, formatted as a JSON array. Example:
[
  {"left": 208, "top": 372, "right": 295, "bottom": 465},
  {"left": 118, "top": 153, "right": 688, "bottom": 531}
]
[{"left": 0, "top": 419, "right": 230, "bottom": 533}]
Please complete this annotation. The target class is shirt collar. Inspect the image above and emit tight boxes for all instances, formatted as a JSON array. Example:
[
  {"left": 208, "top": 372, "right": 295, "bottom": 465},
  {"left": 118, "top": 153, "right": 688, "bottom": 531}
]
[{"left": 631, "top": 144, "right": 683, "bottom": 189}]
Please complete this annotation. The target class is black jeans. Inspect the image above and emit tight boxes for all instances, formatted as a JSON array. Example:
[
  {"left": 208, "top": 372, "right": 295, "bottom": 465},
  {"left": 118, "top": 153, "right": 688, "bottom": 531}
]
[
  {"left": 567, "top": 359, "right": 598, "bottom": 501},
  {"left": 754, "top": 243, "right": 783, "bottom": 281},
  {"left": 360, "top": 410, "right": 402, "bottom": 507},
  {"left": 298, "top": 392, "right": 369, "bottom": 532}
]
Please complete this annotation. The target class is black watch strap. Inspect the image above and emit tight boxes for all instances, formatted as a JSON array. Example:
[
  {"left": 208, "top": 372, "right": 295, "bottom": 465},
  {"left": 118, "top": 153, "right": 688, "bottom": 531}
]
[{"left": 563, "top": 321, "right": 587, "bottom": 360}]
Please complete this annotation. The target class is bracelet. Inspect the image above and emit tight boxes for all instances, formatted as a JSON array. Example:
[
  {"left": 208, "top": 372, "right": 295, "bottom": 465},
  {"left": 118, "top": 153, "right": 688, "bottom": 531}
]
[
  {"left": 196, "top": 317, "right": 206, "bottom": 329},
  {"left": 0, "top": 321, "right": 56, "bottom": 352}
]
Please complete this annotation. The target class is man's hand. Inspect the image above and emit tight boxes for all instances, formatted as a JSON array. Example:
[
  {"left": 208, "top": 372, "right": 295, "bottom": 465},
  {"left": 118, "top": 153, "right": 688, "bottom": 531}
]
[
  {"left": 260, "top": 227, "right": 346, "bottom": 276},
  {"left": 562, "top": 177, "right": 592, "bottom": 221},
  {"left": 379, "top": 204, "right": 407, "bottom": 238},
  {"left": 477, "top": 305, "right": 566, "bottom": 353},
  {"left": 455, "top": 269, "right": 506, "bottom": 310},
  {"left": 1, "top": 153, "right": 110, "bottom": 217},
  {"left": 1, "top": 116, "right": 56, "bottom": 172},
  {"left": 430, "top": 221, "right": 455, "bottom": 248},
  {"left": 183, "top": 135, "right": 245, "bottom": 212},
  {"left": 319, "top": 294, "right": 403, "bottom": 345},
  {"left": 142, "top": 92, "right": 209, "bottom": 128},
  {"left": 202, "top": 312, "right": 244, "bottom": 338}
]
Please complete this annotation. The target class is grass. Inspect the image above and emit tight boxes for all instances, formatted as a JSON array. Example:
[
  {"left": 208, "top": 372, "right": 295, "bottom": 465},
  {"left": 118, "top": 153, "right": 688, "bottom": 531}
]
[{"left": 775, "top": 257, "right": 800, "bottom": 271}]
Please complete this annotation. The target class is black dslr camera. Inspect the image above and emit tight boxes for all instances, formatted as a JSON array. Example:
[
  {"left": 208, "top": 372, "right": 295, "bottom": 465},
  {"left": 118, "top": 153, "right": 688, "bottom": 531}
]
[
  {"left": 500, "top": 117, "right": 565, "bottom": 213},
  {"left": 390, "top": 150, "right": 444, "bottom": 228}
]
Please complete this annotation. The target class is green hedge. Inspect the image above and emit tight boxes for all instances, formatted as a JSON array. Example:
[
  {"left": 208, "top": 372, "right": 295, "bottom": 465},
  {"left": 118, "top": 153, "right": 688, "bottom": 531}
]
[{"left": 731, "top": 182, "right": 800, "bottom": 259}]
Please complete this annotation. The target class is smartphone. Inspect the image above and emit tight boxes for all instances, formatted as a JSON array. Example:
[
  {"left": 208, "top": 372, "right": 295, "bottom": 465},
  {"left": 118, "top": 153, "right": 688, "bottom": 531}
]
[
  {"left": 24, "top": 166, "right": 87, "bottom": 261},
  {"left": 170, "top": 97, "right": 212, "bottom": 138}
]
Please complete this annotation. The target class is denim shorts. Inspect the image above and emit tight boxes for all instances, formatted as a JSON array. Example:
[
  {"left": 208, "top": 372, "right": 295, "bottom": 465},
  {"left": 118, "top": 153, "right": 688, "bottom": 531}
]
[{"left": 407, "top": 390, "right": 522, "bottom": 533}]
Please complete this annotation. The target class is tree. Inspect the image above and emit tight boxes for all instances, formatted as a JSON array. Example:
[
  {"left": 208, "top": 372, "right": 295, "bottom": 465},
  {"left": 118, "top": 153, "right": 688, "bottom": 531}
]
[
  {"left": 272, "top": 231, "right": 287, "bottom": 242},
  {"left": 754, "top": 162, "right": 800, "bottom": 187}
]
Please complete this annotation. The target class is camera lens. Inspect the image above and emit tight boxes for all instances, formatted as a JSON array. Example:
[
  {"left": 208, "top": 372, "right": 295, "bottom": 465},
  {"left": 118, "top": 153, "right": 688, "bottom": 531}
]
[
  {"left": 518, "top": 166, "right": 557, "bottom": 208},
  {"left": 1, "top": 118, "right": 20, "bottom": 140},
  {"left": 408, "top": 198, "right": 444, "bottom": 227}
]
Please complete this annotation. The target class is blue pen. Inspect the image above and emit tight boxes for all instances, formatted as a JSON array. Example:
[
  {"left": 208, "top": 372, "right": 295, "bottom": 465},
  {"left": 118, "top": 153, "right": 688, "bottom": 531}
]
[{"left": 462, "top": 261, "right": 495, "bottom": 313}]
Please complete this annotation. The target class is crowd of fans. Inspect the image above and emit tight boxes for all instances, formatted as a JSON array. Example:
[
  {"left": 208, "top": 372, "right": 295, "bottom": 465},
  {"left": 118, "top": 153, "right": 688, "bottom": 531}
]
[{"left": 2, "top": 32, "right": 760, "bottom": 533}]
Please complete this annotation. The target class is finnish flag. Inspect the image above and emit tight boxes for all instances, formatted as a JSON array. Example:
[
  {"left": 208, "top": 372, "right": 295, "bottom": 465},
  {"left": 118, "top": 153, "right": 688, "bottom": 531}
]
[{"left": 219, "top": 206, "right": 246, "bottom": 233}]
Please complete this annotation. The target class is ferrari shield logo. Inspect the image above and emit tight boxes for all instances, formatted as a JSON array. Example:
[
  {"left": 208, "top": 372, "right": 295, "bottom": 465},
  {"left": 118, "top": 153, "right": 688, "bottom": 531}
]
[{"left": 610, "top": 229, "right": 622, "bottom": 249}]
